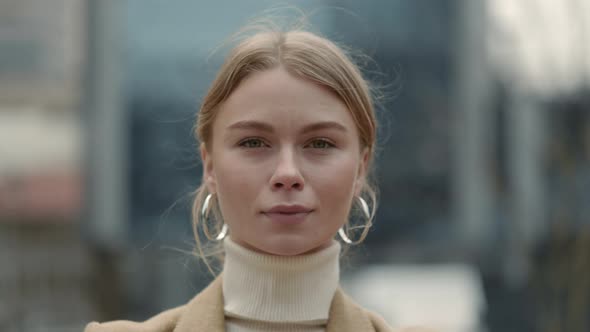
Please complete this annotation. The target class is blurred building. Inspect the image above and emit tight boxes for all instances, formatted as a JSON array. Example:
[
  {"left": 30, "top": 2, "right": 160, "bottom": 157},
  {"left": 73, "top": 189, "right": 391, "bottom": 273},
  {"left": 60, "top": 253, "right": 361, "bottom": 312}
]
[
  {"left": 0, "top": 0, "right": 589, "bottom": 331},
  {"left": 0, "top": 1, "right": 93, "bottom": 331}
]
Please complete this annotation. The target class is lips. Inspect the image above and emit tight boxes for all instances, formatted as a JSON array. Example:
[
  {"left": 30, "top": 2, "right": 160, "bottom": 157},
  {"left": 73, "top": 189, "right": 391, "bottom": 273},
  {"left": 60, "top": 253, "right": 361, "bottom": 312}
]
[
  {"left": 265, "top": 204, "right": 313, "bottom": 214},
  {"left": 263, "top": 204, "right": 313, "bottom": 225}
]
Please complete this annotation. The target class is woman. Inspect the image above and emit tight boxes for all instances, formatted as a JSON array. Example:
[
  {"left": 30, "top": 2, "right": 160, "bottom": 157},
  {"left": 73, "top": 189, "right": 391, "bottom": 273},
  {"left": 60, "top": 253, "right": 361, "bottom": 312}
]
[{"left": 85, "top": 26, "right": 430, "bottom": 332}]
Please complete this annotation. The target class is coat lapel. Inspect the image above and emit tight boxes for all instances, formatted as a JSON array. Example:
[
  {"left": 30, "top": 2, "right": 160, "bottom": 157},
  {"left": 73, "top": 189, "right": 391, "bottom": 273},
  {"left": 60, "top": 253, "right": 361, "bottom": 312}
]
[
  {"left": 174, "top": 275, "right": 225, "bottom": 332},
  {"left": 326, "top": 288, "right": 375, "bottom": 332},
  {"left": 174, "top": 275, "right": 377, "bottom": 332}
]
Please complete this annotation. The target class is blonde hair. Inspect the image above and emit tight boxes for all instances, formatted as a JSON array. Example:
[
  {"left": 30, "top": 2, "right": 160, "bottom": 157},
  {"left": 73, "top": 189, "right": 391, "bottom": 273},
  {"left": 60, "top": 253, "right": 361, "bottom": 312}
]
[{"left": 191, "top": 25, "right": 379, "bottom": 274}]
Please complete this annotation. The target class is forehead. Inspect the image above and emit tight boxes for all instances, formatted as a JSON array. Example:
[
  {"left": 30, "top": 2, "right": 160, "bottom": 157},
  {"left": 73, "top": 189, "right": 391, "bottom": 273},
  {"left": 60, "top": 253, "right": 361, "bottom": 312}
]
[{"left": 214, "top": 67, "right": 357, "bottom": 132}]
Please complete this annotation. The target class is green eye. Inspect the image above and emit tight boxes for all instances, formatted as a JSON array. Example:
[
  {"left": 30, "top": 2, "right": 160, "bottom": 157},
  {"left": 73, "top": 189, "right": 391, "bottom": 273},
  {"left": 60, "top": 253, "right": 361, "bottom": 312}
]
[
  {"left": 239, "top": 138, "right": 266, "bottom": 148},
  {"left": 309, "top": 139, "right": 334, "bottom": 149}
]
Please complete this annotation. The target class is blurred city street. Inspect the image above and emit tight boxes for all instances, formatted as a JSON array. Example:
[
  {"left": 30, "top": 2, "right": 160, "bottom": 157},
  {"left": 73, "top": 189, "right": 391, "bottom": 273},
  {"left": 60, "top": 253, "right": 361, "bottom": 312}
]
[{"left": 1, "top": 1, "right": 589, "bottom": 331}]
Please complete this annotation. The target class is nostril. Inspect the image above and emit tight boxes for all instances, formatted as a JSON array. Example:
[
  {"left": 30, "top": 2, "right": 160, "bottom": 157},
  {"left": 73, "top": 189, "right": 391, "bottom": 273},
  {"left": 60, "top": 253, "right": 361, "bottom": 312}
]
[{"left": 272, "top": 181, "right": 302, "bottom": 190}]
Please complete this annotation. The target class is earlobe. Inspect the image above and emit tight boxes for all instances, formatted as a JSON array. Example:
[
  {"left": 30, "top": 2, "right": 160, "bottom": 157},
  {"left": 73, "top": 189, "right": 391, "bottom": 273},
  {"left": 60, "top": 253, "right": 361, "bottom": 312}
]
[
  {"left": 354, "top": 180, "right": 364, "bottom": 197},
  {"left": 200, "top": 143, "right": 216, "bottom": 193}
]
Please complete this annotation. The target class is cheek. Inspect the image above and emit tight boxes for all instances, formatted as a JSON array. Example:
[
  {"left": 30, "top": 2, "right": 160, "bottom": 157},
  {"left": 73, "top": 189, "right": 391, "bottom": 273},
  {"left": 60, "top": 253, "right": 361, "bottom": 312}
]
[
  {"left": 307, "top": 156, "right": 358, "bottom": 208},
  {"left": 213, "top": 153, "right": 262, "bottom": 212}
]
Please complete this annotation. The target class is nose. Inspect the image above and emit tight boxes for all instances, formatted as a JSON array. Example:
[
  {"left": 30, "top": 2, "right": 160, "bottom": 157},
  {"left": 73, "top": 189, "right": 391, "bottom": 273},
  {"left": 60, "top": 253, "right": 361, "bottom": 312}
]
[{"left": 270, "top": 148, "right": 304, "bottom": 191}]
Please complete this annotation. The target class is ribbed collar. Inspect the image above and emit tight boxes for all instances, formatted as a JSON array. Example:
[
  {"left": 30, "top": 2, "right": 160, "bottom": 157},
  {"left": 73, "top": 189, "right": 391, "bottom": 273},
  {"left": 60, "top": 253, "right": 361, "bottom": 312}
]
[{"left": 222, "top": 237, "right": 341, "bottom": 323}]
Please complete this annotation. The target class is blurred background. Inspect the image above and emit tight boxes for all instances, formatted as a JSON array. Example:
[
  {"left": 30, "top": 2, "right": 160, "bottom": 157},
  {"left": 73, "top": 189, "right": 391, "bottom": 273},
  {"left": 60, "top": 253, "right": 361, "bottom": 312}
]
[{"left": 1, "top": 0, "right": 589, "bottom": 331}]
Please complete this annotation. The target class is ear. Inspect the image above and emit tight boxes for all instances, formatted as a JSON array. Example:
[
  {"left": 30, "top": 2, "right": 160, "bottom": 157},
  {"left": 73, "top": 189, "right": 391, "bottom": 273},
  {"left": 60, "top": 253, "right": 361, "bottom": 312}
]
[
  {"left": 200, "top": 143, "right": 217, "bottom": 194},
  {"left": 354, "top": 147, "right": 370, "bottom": 197}
]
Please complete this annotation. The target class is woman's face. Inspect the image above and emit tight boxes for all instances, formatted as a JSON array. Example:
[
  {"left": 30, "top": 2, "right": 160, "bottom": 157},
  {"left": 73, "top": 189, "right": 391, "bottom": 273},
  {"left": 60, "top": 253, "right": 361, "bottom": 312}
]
[{"left": 201, "top": 67, "right": 368, "bottom": 256}]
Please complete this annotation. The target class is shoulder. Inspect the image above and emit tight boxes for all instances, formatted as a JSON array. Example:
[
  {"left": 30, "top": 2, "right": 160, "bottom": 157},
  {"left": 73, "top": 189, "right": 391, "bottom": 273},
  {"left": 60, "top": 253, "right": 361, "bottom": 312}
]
[
  {"left": 330, "top": 288, "right": 394, "bottom": 332},
  {"left": 363, "top": 309, "right": 393, "bottom": 331},
  {"left": 367, "top": 310, "right": 436, "bottom": 332},
  {"left": 84, "top": 275, "right": 224, "bottom": 332},
  {"left": 366, "top": 310, "right": 434, "bottom": 332},
  {"left": 338, "top": 290, "right": 436, "bottom": 332},
  {"left": 84, "top": 305, "right": 185, "bottom": 332}
]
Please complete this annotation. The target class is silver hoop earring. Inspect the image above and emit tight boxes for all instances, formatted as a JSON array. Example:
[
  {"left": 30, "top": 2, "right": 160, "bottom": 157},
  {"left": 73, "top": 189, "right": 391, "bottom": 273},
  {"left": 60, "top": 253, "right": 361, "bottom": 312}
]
[
  {"left": 202, "top": 193, "right": 228, "bottom": 241},
  {"left": 338, "top": 196, "right": 372, "bottom": 245},
  {"left": 358, "top": 196, "right": 371, "bottom": 220}
]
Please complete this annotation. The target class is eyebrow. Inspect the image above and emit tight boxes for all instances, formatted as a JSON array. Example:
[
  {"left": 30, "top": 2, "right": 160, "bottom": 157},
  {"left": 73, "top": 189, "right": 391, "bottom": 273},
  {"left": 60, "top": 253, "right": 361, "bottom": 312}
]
[
  {"left": 227, "top": 120, "right": 274, "bottom": 133},
  {"left": 226, "top": 120, "right": 348, "bottom": 134}
]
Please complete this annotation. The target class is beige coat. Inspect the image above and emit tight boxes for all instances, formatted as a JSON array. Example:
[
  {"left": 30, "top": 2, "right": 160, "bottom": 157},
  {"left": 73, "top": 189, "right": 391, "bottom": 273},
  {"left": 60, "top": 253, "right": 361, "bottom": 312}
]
[{"left": 85, "top": 275, "right": 430, "bottom": 332}]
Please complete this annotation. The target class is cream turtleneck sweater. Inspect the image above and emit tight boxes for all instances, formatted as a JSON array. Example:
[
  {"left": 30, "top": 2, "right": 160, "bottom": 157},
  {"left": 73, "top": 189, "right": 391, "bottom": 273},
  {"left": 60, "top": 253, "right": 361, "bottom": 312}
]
[{"left": 222, "top": 237, "right": 341, "bottom": 332}]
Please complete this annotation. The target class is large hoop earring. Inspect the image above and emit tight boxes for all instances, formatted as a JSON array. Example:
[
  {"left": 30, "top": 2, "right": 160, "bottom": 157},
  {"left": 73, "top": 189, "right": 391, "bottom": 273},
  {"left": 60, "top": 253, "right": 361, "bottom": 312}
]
[
  {"left": 202, "top": 193, "right": 228, "bottom": 241},
  {"left": 338, "top": 196, "right": 372, "bottom": 245}
]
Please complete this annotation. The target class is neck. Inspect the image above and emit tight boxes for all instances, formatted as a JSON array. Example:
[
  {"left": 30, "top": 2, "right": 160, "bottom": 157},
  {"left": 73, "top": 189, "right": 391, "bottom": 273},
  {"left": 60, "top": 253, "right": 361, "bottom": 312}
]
[{"left": 221, "top": 237, "right": 341, "bottom": 323}]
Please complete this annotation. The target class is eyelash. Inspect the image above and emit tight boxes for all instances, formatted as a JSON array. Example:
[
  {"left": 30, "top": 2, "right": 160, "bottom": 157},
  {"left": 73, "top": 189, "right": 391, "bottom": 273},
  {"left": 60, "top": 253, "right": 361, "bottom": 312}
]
[
  {"left": 307, "top": 138, "right": 335, "bottom": 149},
  {"left": 238, "top": 138, "right": 335, "bottom": 149},
  {"left": 238, "top": 138, "right": 269, "bottom": 149}
]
